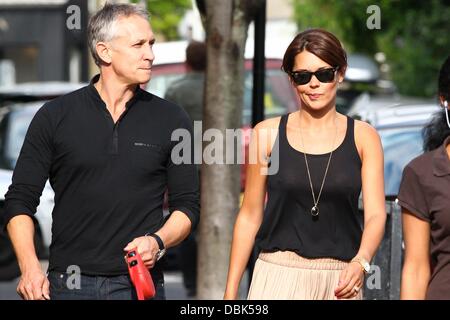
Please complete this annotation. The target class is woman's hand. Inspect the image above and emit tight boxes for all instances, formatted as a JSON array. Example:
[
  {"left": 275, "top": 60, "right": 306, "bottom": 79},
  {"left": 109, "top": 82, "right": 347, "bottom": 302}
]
[{"left": 334, "top": 262, "right": 364, "bottom": 299}]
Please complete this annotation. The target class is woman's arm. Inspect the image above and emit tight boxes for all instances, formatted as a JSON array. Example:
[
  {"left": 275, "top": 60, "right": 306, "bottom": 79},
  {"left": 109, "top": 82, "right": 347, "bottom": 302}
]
[
  {"left": 335, "top": 121, "right": 387, "bottom": 299},
  {"left": 223, "top": 118, "right": 279, "bottom": 299},
  {"left": 400, "top": 210, "right": 430, "bottom": 300},
  {"left": 355, "top": 122, "right": 387, "bottom": 263}
]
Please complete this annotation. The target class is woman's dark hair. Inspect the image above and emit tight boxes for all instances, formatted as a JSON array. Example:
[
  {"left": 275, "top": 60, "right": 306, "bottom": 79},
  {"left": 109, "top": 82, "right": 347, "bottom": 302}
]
[
  {"left": 282, "top": 29, "right": 347, "bottom": 77},
  {"left": 423, "top": 55, "right": 450, "bottom": 151}
]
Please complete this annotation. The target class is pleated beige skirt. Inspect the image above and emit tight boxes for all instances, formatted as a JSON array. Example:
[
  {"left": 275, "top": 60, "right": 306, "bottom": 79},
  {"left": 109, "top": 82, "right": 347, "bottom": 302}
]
[{"left": 247, "top": 251, "right": 363, "bottom": 300}]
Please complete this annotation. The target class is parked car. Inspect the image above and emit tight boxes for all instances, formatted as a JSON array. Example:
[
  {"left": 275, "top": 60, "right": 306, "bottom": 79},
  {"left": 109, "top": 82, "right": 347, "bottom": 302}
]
[
  {"left": 347, "top": 92, "right": 431, "bottom": 124},
  {"left": 335, "top": 53, "right": 396, "bottom": 114},
  {"left": 0, "top": 82, "right": 87, "bottom": 107},
  {"left": 0, "top": 82, "right": 85, "bottom": 280},
  {"left": 350, "top": 102, "right": 440, "bottom": 199},
  {"left": 374, "top": 103, "right": 440, "bottom": 196}
]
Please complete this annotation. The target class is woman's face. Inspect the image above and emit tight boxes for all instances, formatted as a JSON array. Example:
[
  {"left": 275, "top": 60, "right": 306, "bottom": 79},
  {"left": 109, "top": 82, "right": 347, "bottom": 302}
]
[{"left": 291, "top": 50, "right": 343, "bottom": 112}]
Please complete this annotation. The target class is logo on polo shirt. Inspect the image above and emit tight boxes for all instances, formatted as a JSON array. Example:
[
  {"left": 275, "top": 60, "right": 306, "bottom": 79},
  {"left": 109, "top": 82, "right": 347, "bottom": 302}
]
[{"left": 134, "top": 142, "right": 162, "bottom": 150}]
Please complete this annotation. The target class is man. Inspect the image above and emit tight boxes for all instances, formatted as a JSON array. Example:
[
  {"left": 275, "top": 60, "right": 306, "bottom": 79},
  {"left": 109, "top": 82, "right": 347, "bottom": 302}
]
[
  {"left": 164, "top": 41, "right": 206, "bottom": 297},
  {"left": 1, "top": 3, "right": 199, "bottom": 300}
]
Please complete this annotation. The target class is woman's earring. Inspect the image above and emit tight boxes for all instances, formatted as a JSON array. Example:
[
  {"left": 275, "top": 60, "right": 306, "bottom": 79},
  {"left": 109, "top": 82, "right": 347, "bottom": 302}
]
[{"left": 444, "top": 101, "right": 450, "bottom": 129}]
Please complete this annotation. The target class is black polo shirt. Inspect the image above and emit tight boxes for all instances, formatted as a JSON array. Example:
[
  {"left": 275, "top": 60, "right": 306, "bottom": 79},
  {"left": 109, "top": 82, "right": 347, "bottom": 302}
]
[{"left": 2, "top": 76, "right": 200, "bottom": 275}]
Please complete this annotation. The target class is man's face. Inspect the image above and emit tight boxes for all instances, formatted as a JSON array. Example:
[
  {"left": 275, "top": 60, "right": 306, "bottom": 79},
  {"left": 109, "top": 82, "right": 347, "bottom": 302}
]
[{"left": 108, "top": 15, "right": 155, "bottom": 85}]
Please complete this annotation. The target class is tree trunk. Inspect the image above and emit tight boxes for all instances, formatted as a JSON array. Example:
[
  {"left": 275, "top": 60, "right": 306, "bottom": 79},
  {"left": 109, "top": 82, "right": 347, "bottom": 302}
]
[{"left": 197, "top": 0, "right": 264, "bottom": 299}]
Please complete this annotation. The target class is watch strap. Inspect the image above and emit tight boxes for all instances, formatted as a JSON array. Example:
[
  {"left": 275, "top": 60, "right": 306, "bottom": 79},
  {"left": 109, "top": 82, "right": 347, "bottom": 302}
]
[
  {"left": 146, "top": 233, "right": 165, "bottom": 250},
  {"left": 351, "top": 257, "right": 370, "bottom": 273}
]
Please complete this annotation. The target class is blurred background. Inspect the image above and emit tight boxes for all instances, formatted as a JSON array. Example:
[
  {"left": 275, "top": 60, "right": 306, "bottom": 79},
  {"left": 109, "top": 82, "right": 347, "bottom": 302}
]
[{"left": 0, "top": 0, "right": 449, "bottom": 300}]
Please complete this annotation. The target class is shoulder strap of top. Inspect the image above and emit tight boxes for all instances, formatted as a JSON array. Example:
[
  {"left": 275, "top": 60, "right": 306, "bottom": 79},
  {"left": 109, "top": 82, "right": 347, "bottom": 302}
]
[
  {"left": 343, "top": 116, "right": 360, "bottom": 159},
  {"left": 267, "top": 113, "right": 288, "bottom": 160},
  {"left": 346, "top": 116, "right": 353, "bottom": 141},
  {"left": 279, "top": 113, "right": 288, "bottom": 134},
  {"left": 277, "top": 113, "right": 289, "bottom": 147}
]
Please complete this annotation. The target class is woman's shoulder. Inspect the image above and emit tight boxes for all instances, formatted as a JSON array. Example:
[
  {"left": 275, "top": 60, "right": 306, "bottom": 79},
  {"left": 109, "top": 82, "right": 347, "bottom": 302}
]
[
  {"left": 353, "top": 118, "right": 379, "bottom": 137},
  {"left": 352, "top": 118, "right": 382, "bottom": 157}
]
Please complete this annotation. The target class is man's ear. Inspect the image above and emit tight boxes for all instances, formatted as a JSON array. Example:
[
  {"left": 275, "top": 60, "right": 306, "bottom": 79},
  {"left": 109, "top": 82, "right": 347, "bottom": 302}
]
[{"left": 96, "top": 42, "right": 112, "bottom": 65}]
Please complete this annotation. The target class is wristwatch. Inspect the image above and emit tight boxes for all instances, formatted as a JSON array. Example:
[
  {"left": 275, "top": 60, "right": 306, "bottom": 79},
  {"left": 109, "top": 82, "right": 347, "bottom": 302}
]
[
  {"left": 351, "top": 256, "right": 371, "bottom": 274},
  {"left": 146, "top": 233, "right": 166, "bottom": 261}
]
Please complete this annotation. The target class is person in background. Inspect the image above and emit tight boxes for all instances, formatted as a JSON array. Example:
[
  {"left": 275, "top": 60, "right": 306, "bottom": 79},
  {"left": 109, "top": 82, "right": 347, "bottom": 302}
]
[
  {"left": 165, "top": 41, "right": 206, "bottom": 123},
  {"left": 399, "top": 55, "right": 450, "bottom": 300},
  {"left": 164, "top": 41, "right": 206, "bottom": 297}
]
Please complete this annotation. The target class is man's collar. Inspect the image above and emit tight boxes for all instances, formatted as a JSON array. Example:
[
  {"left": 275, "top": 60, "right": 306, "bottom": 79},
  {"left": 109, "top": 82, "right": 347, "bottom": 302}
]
[
  {"left": 87, "top": 74, "right": 143, "bottom": 104},
  {"left": 433, "top": 136, "right": 450, "bottom": 177}
]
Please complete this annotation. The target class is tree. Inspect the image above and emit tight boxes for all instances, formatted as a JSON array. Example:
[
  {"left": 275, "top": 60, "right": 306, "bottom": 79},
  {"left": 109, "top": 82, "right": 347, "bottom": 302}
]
[
  {"left": 196, "top": 0, "right": 265, "bottom": 299},
  {"left": 131, "top": 0, "right": 191, "bottom": 41},
  {"left": 376, "top": 0, "right": 450, "bottom": 97},
  {"left": 292, "top": 0, "right": 450, "bottom": 97}
]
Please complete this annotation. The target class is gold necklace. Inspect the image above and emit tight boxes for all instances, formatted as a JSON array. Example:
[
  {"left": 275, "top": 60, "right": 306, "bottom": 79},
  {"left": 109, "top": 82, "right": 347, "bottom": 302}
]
[{"left": 298, "top": 113, "right": 338, "bottom": 217}]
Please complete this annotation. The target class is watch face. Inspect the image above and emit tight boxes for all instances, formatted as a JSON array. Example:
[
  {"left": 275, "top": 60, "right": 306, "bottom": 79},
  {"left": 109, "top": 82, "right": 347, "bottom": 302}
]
[
  {"left": 156, "top": 249, "right": 166, "bottom": 261},
  {"left": 363, "top": 262, "right": 371, "bottom": 272}
]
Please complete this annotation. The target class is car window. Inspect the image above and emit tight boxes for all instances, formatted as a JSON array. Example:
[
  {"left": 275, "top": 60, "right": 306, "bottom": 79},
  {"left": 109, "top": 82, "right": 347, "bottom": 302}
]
[
  {"left": 147, "top": 65, "right": 296, "bottom": 126},
  {"left": 1, "top": 108, "right": 36, "bottom": 169},
  {"left": 379, "top": 127, "right": 423, "bottom": 196}
]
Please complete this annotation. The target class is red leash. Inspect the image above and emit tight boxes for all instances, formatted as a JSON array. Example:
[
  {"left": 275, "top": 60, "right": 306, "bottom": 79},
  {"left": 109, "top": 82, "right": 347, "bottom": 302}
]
[{"left": 126, "top": 249, "right": 156, "bottom": 300}]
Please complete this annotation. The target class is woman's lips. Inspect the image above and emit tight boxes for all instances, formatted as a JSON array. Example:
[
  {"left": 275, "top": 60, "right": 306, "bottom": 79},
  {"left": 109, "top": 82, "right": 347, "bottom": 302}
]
[{"left": 307, "top": 94, "right": 322, "bottom": 100}]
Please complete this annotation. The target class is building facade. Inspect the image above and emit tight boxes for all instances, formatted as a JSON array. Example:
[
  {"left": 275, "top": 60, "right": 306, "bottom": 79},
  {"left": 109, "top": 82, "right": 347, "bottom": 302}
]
[{"left": 0, "top": 0, "right": 89, "bottom": 85}]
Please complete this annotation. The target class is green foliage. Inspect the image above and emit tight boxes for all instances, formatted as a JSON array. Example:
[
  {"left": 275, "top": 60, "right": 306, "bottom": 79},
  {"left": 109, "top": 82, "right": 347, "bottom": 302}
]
[
  {"left": 377, "top": 0, "right": 450, "bottom": 97},
  {"left": 131, "top": 0, "right": 192, "bottom": 41},
  {"left": 292, "top": 0, "right": 450, "bottom": 97}
]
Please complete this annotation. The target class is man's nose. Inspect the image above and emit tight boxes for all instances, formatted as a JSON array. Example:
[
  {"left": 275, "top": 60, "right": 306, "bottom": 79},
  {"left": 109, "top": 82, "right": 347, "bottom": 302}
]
[{"left": 143, "top": 43, "right": 155, "bottom": 62}]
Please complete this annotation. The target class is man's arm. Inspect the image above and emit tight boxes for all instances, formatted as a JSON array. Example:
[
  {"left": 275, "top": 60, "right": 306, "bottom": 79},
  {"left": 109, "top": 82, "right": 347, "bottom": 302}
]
[
  {"left": 124, "top": 109, "right": 200, "bottom": 268},
  {"left": 153, "top": 210, "right": 192, "bottom": 248},
  {"left": 1, "top": 105, "right": 55, "bottom": 300}
]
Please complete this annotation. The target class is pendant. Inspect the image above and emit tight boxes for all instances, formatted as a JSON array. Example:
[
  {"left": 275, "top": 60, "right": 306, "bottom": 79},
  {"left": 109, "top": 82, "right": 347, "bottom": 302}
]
[{"left": 311, "top": 205, "right": 319, "bottom": 217}]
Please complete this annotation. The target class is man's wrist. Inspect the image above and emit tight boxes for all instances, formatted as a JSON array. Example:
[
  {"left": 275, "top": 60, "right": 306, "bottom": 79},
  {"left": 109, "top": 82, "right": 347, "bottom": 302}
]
[
  {"left": 145, "top": 233, "right": 165, "bottom": 249},
  {"left": 19, "top": 258, "right": 43, "bottom": 274},
  {"left": 145, "top": 233, "right": 166, "bottom": 261}
]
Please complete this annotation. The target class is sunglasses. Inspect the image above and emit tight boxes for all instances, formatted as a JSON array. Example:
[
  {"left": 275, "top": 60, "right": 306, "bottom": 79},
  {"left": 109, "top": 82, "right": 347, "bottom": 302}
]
[{"left": 289, "top": 67, "right": 339, "bottom": 85}]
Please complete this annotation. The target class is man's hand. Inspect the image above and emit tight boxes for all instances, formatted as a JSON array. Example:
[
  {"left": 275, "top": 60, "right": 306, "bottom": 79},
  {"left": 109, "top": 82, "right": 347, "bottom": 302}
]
[
  {"left": 124, "top": 236, "right": 159, "bottom": 269},
  {"left": 17, "top": 264, "right": 50, "bottom": 300}
]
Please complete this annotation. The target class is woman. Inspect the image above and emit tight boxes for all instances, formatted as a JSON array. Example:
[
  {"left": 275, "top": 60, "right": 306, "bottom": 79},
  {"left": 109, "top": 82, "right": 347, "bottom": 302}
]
[
  {"left": 399, "top": 55, "right": 450, "bottom": 300},
  {"left": 224, "top": 29, "right": 386, "bottom": 300}
]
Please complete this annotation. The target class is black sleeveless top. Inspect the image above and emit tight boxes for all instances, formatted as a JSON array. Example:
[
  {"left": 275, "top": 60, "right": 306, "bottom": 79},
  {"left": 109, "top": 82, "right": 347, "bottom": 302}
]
[{"left": 254, "top": 114, "right": 363, "bottom": 261}]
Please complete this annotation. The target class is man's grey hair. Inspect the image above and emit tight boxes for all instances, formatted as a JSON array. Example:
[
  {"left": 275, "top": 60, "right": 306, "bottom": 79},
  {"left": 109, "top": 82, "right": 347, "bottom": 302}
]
[{"left": 88, "top": 3, "right": 149, "bottom": 66}]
